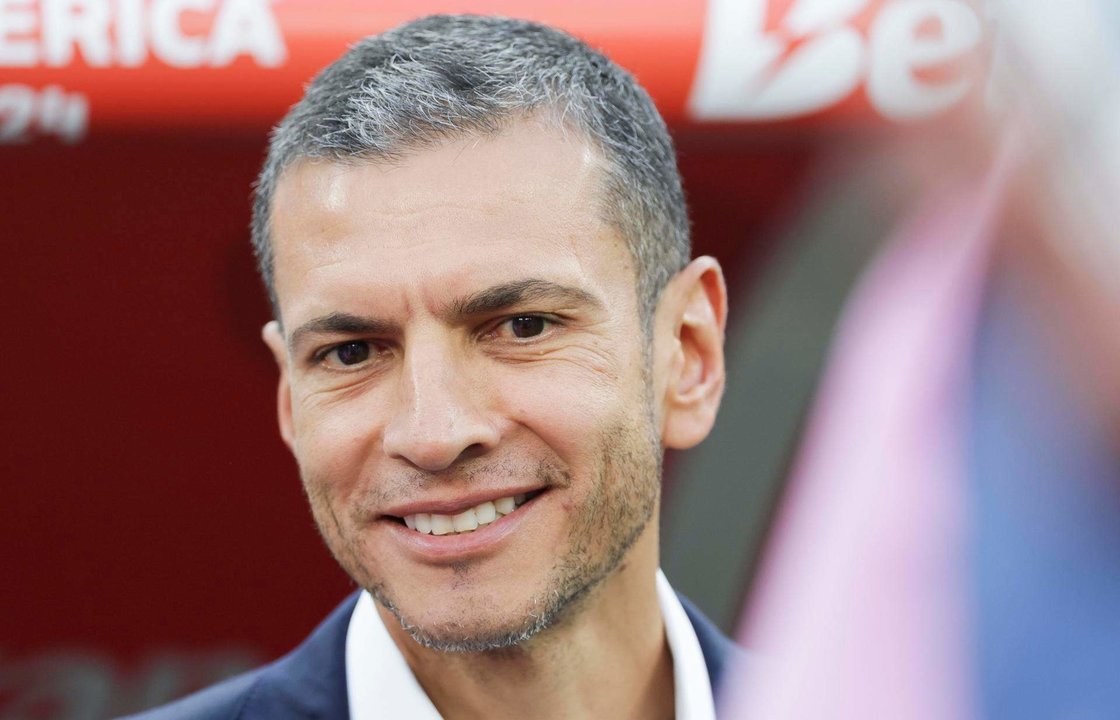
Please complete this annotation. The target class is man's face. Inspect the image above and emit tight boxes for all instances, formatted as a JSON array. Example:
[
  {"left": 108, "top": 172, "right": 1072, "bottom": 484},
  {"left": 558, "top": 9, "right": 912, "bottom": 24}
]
[{"left": 265, "top": 121, "right": 665, "bottom": 650}]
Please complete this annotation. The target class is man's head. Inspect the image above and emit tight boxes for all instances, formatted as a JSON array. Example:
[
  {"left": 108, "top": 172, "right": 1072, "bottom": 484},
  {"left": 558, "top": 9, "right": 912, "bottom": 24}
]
[
  {"left": 252, "top": 14, "right": 689, "bottom": 329},
  {"left": 257, "top": 15, "right": 727, "bottom": 653}
]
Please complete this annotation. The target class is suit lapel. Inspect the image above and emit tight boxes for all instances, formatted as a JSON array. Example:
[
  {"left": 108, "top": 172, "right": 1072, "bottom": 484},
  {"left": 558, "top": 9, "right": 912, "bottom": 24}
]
[
  {"left": 677, "top": 592, "right": 747, "bottom": 701},
  {"left": 240, "top": 593, "right": 358, "bottom": 719}
]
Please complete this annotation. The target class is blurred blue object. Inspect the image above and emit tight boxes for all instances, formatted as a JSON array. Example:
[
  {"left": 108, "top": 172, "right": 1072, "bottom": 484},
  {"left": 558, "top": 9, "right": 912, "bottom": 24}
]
[{"left": 969, "top": 267, "right": 1120, "bottom": 719}]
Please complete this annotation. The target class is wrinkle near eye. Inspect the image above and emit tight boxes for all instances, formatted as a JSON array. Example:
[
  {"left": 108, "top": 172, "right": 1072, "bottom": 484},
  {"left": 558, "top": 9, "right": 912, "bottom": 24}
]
[
  {"left": 296, "top": 374, "right": 382, "bottom": 407},
  {"left": 498, "top": 340, "right": 621, "bottom": 381}
]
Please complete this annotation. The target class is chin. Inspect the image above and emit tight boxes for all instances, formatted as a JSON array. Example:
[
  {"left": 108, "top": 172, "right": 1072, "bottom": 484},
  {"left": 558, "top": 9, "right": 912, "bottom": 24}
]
[
  {"left": 373, "top": 586, "right": 559, "bottom": 653},
  {"left": 369, "top": 537, "right": 630, "bottom": 655}
]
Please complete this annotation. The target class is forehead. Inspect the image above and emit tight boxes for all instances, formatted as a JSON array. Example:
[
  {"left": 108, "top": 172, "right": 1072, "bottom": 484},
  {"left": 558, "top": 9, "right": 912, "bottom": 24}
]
[{"left": 269, "top": 120, "right": 636, "bottom": 324}]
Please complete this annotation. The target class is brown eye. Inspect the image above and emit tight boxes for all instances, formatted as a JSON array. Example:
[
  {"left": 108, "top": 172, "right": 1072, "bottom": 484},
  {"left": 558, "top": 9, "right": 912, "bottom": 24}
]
[
  {"left": 331, "top": 341, "right": 371, "bottom": 366},
  {"left": 509, "top": 316, "right": 546, "bottom": 338}
]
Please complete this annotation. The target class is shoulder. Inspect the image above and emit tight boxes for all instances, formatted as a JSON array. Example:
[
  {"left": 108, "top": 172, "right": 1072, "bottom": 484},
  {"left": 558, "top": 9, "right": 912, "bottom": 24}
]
[
  {"left": 119, "top": 593, "right": 360, "bottom": 720},
  {"left": 118, "top": 669, "right": 263, "bottom": 720}
]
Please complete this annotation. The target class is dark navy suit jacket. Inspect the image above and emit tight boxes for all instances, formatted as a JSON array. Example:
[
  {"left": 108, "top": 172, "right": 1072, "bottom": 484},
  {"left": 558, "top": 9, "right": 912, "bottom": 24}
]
[{"left": 124, "top": 592, "right": 744, "bottom": 719}]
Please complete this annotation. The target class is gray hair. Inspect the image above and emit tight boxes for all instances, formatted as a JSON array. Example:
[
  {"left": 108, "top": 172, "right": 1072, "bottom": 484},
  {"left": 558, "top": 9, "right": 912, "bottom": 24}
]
[{"left": 251, "top": 14, "right": 690, "bottom": 325}]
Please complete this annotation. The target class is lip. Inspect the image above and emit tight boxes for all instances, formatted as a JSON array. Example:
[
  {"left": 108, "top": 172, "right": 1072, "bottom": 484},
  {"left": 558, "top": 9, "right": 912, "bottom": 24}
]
[
  {"left": 383, "top": 490, "right": 546, "bottom": 563},
  {"left": 380, "top": 484, "right": 547, "bottom": 519}
]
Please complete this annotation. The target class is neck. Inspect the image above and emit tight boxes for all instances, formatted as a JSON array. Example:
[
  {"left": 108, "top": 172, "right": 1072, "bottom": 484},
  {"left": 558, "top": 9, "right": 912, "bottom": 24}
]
[{"left": 378, "top": 527, "right": 674, "bottom": 720}]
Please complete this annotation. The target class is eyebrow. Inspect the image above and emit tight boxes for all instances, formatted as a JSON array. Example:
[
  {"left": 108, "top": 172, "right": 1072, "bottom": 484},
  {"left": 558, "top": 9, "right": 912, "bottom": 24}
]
[
  {"left": 287, "top": 312, "right": 400, "bottom": 352},
  {"left": 286, "top": 279, "right": 603, "bottom": 352},
  {"left": 450, "top": 279, "right": 603, "bottom": 318}
]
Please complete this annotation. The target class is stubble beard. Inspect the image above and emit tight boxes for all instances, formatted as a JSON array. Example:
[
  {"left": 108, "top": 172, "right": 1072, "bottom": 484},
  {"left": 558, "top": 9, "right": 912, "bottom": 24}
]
[{"left": 303, "top": 406, "right": 663, "bottom": 655}]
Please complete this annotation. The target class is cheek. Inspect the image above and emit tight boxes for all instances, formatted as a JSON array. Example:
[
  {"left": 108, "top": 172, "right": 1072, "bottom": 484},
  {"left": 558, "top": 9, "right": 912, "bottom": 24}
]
[
  {"left": 500, "top": 364, "right": 640, "bottom": 470},
  {"left": 290, "top": 388, "right": 381, "bottom": 497}
]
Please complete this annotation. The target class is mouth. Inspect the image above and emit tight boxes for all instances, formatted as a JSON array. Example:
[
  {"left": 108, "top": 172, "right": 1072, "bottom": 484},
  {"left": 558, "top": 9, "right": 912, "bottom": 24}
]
[{"left": 391, "top": 490, "right": 545, "bottom": 537}]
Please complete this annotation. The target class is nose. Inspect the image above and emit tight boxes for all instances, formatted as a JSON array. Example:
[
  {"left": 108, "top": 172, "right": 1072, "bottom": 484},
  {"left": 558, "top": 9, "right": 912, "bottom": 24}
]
[{"left": 382, "top": 338, "right": 500, "bottom": 472}]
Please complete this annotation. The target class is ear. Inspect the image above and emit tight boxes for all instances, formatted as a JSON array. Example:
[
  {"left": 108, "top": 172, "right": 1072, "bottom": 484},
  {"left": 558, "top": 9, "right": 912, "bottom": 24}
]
[
  {"left": 261, "top": 320, "right": 296, "bottom": 452},
  {"left": 655, "top": 256, "right": 728, "bottom": 450}
]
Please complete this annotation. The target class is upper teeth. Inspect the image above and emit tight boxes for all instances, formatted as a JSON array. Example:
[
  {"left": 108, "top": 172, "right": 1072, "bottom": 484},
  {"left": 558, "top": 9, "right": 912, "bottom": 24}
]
[{"left": 404, "top": 494, "right": 528, "bottom": 535}]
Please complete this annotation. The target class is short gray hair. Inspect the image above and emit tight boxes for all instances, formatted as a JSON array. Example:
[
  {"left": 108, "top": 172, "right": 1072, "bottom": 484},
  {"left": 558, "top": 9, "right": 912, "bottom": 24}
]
[{"left": 251, "top": 14, "right": 690, "bottom": 324}]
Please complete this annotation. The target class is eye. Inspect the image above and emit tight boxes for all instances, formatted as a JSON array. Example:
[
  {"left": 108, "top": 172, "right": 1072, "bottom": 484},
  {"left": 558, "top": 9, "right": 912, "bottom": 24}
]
[
  {"left": 507, "top": 315, "right": 547, "bottom": 339},
  {"left": 325, "top": 341, "right": 371, "bottom": 366}
]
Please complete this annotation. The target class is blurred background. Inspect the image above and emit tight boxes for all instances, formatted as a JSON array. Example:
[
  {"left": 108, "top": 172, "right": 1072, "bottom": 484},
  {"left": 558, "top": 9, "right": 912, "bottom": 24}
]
[{"left": 2, "top": 1, "right": 1117, "bottom": 718}]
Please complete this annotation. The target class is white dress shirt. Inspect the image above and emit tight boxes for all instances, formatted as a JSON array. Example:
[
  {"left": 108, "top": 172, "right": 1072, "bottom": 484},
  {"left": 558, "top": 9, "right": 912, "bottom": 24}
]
[{"left": 345, "top": 569, "right": 716, "bottom": 719}]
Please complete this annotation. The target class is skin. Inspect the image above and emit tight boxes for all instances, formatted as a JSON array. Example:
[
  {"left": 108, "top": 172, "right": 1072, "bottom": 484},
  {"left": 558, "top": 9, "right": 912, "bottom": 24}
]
[{"left": 263, "top": 119, "right": 728, "bottom": 720}]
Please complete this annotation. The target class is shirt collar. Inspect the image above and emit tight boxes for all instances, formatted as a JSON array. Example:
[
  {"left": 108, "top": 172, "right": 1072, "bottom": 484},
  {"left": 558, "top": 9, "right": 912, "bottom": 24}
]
[
  {"left": 345, "top": 570, "right": 716, "bottom": 720},
  {"left": 657, "top": 568, "right": 718, "bottom": 720}
]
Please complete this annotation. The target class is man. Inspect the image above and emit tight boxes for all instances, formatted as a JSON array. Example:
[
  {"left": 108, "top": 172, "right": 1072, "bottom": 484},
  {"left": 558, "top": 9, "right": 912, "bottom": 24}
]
[{"left": 132, "top": 14, "right": 737, "bottom": 720}]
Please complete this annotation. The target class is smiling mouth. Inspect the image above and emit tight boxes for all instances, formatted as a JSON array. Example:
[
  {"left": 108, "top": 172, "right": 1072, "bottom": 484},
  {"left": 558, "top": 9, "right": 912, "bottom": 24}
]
[{"left": 395, "top": 490, "right": 544, "bottom": 536}]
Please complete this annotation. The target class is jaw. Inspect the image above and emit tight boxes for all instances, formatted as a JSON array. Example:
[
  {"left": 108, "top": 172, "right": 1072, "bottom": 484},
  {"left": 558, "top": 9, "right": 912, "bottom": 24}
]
[
  {"left": 373, "top": 499, "right": 663, "bottom": 659},
  {"left": 361, "top": 493, "right": 579, "bottom": 650}
]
